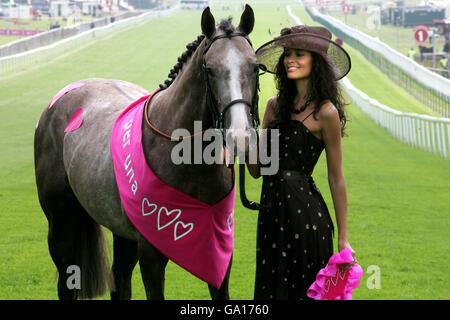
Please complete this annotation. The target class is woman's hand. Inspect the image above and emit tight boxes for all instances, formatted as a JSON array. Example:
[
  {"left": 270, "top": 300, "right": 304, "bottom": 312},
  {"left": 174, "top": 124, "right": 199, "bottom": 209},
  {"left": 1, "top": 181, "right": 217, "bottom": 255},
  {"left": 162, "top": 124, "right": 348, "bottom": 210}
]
[{"left": 338, "top": 239, "right": 356, "bottom": 272}]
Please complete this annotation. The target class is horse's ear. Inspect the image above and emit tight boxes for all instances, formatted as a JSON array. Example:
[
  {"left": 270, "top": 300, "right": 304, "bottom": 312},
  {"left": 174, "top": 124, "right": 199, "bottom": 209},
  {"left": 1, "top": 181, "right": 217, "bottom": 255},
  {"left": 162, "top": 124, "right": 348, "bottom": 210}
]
[
  {"left": 238, "top": 4, "right": 254, "bottom": 35},
  {"left": 201, "top": 7, "right": 215, "bottom": 39}
]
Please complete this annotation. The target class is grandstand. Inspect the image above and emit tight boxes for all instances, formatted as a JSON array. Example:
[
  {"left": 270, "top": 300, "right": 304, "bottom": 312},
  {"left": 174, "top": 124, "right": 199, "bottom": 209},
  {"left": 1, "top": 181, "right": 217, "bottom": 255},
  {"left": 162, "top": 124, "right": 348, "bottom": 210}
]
[{"left": 180, "top": 0, "right": 209, "bottom": 10}]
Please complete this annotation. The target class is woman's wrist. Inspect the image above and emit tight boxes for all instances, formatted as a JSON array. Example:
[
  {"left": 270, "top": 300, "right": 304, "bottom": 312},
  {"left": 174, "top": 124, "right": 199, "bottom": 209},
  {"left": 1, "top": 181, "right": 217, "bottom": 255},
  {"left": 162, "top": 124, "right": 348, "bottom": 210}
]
[{"left": 337, "top": 228, "right": 347, "bottom": 240}]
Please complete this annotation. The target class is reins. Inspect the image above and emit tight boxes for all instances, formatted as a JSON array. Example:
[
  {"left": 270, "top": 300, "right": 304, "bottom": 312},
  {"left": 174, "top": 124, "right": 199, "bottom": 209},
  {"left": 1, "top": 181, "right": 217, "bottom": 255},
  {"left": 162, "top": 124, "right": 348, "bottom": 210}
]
[{"left": 143, "top": 92, "right": 208, "bottom": 141}]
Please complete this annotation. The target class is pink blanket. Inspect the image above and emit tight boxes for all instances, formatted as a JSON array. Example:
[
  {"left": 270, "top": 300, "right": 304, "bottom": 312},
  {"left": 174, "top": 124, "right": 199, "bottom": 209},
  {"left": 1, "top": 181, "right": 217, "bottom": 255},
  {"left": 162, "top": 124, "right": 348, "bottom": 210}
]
[{"left": 110, "top": 91, "right": 236, "bottom": 289}]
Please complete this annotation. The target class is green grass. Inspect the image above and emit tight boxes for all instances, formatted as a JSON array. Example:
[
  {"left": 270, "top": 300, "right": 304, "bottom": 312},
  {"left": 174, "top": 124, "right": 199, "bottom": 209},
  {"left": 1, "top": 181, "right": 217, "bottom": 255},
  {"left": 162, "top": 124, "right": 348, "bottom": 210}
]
[{"left": 0, "top": 1, "right": 449, "bottom": 300}]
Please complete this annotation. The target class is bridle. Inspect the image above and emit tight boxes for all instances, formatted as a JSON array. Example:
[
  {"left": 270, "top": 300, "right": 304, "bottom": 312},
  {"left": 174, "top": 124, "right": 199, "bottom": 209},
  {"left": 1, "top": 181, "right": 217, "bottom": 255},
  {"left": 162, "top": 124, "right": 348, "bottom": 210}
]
[
  {"left": 143, "top": 32, "right": 265, "bottom": 141},
  {"left": 143, "top": 32, "right": 269, "bottom": 211},
  {"left": 202, "top": 32, "right": 262, "bottom": 131},
  {"left": 203, "top": 33, "right": 270, "bottom": 211}
]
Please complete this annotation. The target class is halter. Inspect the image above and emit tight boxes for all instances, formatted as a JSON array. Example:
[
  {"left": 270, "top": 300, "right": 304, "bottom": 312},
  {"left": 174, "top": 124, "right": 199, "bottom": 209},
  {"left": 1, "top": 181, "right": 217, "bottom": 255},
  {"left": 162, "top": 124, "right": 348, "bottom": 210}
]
[
  {"left": 203, "top": 32, "right": 270, "bottom": 211},
  {"left": 144, "top": 32, "right": 263, "bottom": 140},
  {"left": 143, "top": 32, "right": 268, "bottom": 211}
]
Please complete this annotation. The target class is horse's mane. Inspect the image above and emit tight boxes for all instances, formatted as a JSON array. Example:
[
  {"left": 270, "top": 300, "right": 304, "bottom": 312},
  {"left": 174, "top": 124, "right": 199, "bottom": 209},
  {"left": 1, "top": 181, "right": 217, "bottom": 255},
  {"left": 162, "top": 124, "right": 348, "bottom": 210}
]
[
  {"left": 218, "top": 17, "right": 234, "bottom": 35},
  {"left": 159, "top": 18, "right": 234, "bottom": 90},
  {"left": 159, "top": 34, "right": 205, "bottom": 90}
]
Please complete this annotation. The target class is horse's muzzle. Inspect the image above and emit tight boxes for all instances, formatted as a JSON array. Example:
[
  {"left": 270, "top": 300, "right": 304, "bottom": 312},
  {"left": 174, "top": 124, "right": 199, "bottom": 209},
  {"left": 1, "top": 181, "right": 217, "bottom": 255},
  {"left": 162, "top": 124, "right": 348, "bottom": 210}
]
[{"left": 225, "top": 127, "right": 257, "bottom": 159}]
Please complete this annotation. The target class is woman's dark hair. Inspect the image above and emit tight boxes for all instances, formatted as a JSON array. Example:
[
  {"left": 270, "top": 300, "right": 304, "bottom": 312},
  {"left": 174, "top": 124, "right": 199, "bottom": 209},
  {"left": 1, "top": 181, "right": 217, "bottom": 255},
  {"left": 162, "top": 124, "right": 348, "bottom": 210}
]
[{"left": 273, "top": 50, "right": 348, "bottom": 137}]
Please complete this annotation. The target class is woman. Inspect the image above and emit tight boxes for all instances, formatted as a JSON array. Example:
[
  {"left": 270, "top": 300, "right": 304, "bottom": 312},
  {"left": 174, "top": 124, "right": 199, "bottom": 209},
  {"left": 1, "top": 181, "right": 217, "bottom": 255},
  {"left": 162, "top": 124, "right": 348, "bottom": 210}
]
[{"left": 248, "top": 25, "right": 355, "bottom": 300}]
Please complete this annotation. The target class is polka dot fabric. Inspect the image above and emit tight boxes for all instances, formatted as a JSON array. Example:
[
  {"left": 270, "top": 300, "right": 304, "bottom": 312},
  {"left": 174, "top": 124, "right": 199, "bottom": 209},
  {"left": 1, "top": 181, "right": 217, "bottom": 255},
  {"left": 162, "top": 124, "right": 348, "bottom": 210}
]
[{"left": 254, "top": 119, "right": 335, "bottom": 300}]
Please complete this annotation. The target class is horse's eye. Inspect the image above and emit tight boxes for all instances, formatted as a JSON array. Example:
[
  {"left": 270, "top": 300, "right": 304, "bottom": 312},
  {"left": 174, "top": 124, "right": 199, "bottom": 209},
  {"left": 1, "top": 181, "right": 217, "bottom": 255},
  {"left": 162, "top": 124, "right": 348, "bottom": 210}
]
[{"left": 204, "top": 66, "right": 215, "bottom": 77}]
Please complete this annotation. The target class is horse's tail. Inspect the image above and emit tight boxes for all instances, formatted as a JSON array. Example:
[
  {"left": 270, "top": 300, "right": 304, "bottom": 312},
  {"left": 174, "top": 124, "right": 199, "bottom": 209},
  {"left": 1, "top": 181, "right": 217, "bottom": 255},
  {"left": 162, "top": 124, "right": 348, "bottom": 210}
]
[{"left": 76, "top": 213, "right": 111, "bottom": 299}]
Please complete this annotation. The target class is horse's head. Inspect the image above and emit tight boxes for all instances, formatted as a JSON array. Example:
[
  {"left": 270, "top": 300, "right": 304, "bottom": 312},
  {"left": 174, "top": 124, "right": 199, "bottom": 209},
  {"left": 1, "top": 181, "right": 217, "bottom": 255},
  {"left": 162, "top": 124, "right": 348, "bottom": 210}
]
[{"left": 201, "top": 5, "right": 259, "bottom": 157}]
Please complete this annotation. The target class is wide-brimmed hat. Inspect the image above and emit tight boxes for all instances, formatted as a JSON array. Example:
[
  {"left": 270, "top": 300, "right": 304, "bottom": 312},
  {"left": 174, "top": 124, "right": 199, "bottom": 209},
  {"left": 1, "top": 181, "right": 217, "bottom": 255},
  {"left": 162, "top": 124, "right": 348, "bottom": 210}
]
[{"left": 256, "top": 25, "right": 351, "bottom": 80}]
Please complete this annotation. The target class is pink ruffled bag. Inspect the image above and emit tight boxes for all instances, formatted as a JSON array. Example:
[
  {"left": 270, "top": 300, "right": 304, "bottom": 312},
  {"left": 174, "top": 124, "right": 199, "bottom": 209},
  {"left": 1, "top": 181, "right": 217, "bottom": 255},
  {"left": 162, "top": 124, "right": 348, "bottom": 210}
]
[{"left": 307, "top": 248, "right": 363, "bottom": 300}]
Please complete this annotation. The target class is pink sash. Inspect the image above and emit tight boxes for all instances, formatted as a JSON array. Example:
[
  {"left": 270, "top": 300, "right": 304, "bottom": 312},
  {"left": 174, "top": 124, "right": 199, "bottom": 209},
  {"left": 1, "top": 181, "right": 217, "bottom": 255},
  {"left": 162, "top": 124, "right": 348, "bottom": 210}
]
[{"left": 110, "top": 91, "right": 235, "bottom": 289}]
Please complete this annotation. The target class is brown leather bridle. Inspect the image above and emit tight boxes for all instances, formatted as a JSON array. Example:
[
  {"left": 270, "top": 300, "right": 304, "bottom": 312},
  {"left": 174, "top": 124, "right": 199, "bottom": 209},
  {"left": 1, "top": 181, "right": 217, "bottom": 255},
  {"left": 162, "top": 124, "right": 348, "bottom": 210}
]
[
  {"left": 143, "top": 93, "right": 206, "bottom": 141},
  {"left": 142, "top": 32, "right": 269, "bottom": 211}
]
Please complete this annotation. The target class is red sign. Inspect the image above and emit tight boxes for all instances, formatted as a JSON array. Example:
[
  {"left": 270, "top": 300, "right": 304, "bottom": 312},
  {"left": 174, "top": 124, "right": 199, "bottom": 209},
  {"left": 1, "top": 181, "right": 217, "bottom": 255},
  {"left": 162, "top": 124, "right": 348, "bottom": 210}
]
[
  {"left": 342, "top": 5, "right": 350, "bottom": 15},
  {"left": 413, "top": 24, "right": 429, "bottom": 45},
  {"left": 0, "top": 29, "right": 44, "bottom": 36}
]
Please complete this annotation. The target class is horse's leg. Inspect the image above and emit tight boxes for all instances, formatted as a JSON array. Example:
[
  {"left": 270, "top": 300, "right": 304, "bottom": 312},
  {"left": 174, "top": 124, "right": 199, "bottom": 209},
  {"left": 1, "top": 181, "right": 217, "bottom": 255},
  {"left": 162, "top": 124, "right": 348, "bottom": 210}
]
[
  {"left": 208, "top": 255, "right": 233, "bottom": 300},
  {"left": 137, "top": 235, "right": 168, "bottom": 300},
  {"left": 110, "top": 234, "right": 138, "bottom": 300},
  {"left": 43, "top": 189, "right": 110, "bottom": 300},
  {"left": 46, "top": 194, "right": 83, "bottom": 300}
]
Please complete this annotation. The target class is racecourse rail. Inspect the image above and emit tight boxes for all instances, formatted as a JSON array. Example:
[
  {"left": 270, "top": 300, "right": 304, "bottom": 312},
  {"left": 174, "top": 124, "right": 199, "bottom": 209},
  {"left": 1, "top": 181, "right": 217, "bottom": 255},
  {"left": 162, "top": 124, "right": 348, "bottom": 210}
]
[
  {"left": 287, "top": 5, "right": 450, "bottom": 159},
  {"left": 0, "top": 11, "right": 141, "bottom": 58},
  {"left": 305, "top": 5, "right": 450, "bottom": 118},
  {"left": 0, "top": 5, "right": 179, "bottom": 76}
]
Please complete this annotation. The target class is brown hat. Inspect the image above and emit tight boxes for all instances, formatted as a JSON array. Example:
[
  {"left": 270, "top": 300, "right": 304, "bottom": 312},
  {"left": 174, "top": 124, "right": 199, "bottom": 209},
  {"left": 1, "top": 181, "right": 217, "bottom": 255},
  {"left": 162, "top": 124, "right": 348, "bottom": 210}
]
[{"left": 256, "top": 25, "right": 351, "bottom": 80}]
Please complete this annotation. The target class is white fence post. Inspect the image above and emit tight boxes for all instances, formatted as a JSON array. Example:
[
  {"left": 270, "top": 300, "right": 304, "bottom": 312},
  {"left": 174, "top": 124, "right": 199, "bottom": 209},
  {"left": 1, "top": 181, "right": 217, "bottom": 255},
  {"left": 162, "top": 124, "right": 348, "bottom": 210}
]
[{"left": 440, "top": 123, "right": 447, "bottom": 158}]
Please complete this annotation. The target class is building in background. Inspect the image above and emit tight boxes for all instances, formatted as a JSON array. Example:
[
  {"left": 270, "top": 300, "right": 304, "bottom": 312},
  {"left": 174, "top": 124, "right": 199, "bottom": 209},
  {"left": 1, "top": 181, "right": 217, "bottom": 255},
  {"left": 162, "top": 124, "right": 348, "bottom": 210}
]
[{"left": 180, "top": 0, "right": 209, "bottom": 10}]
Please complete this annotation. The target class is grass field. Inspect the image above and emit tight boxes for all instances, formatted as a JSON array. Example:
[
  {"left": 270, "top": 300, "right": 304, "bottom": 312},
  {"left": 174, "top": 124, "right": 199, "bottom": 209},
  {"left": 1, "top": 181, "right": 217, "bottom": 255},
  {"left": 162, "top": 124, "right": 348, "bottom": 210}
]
[{"left": 0, "top": 1, "right": 449, "bottom": 300}]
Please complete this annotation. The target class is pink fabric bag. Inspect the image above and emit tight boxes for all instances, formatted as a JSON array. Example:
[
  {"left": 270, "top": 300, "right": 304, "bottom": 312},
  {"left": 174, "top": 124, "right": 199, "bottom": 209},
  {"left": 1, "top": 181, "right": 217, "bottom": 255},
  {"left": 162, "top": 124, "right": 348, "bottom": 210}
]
[
  {"left": 110, "top": 92, "right": 236, "bottom": 289},
  {"left": 307, "top": 248, "right": 363, "bottom": 300}
]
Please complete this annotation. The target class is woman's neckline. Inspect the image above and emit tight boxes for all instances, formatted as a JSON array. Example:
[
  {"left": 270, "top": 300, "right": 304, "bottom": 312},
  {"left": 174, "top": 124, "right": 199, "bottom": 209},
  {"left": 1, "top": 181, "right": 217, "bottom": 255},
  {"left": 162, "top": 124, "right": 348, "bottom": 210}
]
[{"left": 288, "top": 119, "right": 323, "bottom": 142}]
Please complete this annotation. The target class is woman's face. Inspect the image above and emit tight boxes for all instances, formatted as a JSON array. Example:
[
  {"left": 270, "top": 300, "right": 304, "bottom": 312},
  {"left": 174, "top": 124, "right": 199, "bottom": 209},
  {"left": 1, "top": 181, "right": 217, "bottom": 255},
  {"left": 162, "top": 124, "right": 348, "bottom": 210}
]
[{"left": 283, "top": 48, "right": 312, "bottom": 80}]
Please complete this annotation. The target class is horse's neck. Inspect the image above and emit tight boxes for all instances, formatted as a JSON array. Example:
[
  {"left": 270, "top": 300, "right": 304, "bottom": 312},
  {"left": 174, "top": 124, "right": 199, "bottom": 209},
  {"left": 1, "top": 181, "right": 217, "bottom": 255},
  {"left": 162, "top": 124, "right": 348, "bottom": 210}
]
[{"left": 149, "top": 46, "right": 210, "bottom": 135}]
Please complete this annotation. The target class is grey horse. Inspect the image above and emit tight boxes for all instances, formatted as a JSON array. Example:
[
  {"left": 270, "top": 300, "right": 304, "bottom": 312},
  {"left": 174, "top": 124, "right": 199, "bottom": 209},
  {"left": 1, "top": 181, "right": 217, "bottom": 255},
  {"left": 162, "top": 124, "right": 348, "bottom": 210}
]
[{"left": 34, "top": 5, "right": 258, "bottom": 300}]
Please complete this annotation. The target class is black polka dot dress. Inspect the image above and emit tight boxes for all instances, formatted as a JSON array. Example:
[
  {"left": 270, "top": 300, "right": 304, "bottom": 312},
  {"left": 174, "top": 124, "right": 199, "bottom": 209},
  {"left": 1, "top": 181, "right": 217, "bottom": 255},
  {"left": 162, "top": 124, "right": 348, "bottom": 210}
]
[{"left": 254, "top": 116, "right": 335, "bottom": 300}]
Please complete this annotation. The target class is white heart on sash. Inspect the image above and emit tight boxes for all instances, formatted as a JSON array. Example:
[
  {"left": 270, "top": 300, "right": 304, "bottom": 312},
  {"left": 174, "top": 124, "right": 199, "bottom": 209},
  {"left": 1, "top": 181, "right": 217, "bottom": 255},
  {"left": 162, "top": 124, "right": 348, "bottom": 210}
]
[
  {"left": 174, "top": 221, "right": 194, "bottom": 241},
  {"left": 227, "top": 211, "right": 234, "bottom": 232},
  {"left": 157, "top": 207, "right": 181, "bottom": 230},
  {"left": 142, "top": 198, "right": 157, "bottom": 216}
]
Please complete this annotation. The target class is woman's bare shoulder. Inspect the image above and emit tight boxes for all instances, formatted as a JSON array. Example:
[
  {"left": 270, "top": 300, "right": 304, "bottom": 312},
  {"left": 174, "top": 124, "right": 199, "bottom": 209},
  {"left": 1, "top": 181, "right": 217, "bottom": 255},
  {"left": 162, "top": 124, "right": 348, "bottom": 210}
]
[
  {"left": 267, "top": 95, "right": 278, "bottom": 108},
  {"left": 319, "top": 100, "right": 339, "bottom": 120},
  {"left": 261, "top": 96, "right": 278, "bottom": 129}
]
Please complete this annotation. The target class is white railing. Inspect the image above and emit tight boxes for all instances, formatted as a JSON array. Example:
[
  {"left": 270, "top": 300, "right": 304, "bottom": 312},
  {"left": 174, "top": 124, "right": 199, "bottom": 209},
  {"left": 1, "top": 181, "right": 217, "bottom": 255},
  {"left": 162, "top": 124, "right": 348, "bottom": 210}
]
[
  {"left": 0, "top": 5, "right": 179, "bottom": 76},
  {"left": 341, "top": 78, "right": 450, "bottom": 159},
  {"left": 287, "top": 4, "right": 450, "bottom": 159}
]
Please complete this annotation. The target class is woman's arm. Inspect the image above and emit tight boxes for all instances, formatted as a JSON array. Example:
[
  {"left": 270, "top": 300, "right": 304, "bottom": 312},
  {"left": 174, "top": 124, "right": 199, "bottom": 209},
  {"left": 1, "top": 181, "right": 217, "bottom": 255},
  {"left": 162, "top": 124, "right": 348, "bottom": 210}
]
[
  {"left": 246, "top": 96, "right": 277, "bottom": 179},
  {"left": 320, "top": 103, "right": 355, "bottom": 259}
]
